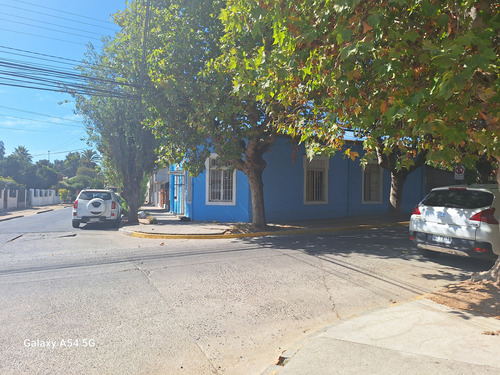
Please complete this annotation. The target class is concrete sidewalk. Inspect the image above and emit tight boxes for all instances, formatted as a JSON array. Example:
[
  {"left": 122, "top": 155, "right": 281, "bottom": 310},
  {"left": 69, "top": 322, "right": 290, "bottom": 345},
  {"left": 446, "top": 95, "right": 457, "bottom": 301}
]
[
  {"left": 263, "top": 297, "right": 500, "bottom": 375},
  {"left": 119, "top": 206, "right": 410, "bottom": 239}
]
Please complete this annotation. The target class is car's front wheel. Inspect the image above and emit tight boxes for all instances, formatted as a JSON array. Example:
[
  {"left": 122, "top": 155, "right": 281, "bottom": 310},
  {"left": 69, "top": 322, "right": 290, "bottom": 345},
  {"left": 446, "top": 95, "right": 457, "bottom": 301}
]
[{"left": 72, "top": 220, "right": 80, "bottom": 228}]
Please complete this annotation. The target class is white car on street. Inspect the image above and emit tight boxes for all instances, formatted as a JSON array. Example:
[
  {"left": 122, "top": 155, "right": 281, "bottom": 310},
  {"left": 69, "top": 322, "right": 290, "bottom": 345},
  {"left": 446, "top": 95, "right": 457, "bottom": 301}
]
[
  {"left": 72, "top": 189, "right": 123, "bottom": 228},
  {"left": 410, "top": 185, "right": 500, "bottom": 260}
]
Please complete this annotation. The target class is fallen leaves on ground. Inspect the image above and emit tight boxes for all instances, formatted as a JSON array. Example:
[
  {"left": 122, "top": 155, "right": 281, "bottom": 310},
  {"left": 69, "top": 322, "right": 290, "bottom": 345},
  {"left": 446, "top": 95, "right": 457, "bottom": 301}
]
[{"left": 429, "top": 279, "right": 500, "bottom": 319}]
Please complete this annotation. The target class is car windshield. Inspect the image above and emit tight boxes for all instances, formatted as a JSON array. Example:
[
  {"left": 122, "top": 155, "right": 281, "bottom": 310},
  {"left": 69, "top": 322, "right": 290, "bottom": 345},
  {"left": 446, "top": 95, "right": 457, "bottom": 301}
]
[
  {"left": 422, "top": 189, "right": 494, "bottom": 209},
  {"left": 79, "top": 192, "right": 112, "bottom": 200}
]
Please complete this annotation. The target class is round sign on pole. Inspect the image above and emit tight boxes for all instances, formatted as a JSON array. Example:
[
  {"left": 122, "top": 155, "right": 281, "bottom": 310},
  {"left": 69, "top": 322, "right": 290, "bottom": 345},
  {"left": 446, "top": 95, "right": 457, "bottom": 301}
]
[{"left": 454, "top": 166, "right": 465, "bottom": 180}]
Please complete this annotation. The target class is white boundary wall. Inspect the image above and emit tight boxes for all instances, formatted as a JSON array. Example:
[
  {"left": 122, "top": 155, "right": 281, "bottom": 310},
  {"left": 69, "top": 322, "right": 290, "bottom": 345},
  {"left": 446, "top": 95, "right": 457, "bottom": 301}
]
[
  {"left": 29, "top": 189, "right": 61, "bottom": 206},
  {"left": 0, "top": 188, "right": 18, "bottom": 210}
]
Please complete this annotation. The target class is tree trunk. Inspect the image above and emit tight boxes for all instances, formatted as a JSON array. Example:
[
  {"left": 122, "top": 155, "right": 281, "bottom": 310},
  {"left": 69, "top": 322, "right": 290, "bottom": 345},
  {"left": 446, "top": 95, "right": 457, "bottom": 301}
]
[
  {"left": 472, "top": 158, "right": 500, "bottom": 284},
  {"left": 122, "top": 181, "right": 141, "bottom": 225},
  {"left": 375, "top": 140, "right": 427, "bottom": 218},
  {"left": 246, "top": 161, "right": 267, "bottom": 230},
  {"left": 234, "top": 129, "right": 274, "bottom": 230},
  {"left": 387, "top": 171, "right": 407, "bottom": 217}
]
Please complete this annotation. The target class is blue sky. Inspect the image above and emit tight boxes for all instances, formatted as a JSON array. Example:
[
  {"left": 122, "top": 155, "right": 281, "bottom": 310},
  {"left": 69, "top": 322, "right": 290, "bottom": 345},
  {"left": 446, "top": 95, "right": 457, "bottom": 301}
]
[{"left": 0, "top": 0, "right": 126, "bottom": 162}]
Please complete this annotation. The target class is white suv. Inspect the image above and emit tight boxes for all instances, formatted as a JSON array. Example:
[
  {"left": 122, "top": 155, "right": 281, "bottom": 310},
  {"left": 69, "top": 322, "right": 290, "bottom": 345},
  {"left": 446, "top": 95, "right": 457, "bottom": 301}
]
[
  {"left": 72, "top": 189, "right": 123, "bottom": 228},
  {"left": 410, "top": 185, "right": 500, "bottom": 260}
]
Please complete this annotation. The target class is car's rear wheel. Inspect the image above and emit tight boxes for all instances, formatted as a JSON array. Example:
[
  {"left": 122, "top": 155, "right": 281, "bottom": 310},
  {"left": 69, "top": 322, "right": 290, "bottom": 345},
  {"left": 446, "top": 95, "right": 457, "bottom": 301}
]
[
  {"left": 112, "top": 216, "right": 121, "bottom": 228},
  {"left": 72, "top": 220, "right": 80, "bottom": 228}
]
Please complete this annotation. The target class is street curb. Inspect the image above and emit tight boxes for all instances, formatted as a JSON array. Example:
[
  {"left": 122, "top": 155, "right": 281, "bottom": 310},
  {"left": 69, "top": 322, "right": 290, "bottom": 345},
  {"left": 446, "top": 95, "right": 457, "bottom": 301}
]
[
  {"left": 261, "top": 294, "right": 430, "bottom": 375},
  {"left": 0, "top": 215, "right": 24, "bottom": 222},
  {"left": 120, "top": 221, "right": 410, "bottom": 240},
  {"left": 0, "top": 205, "right": 68, "bottom": 223}
]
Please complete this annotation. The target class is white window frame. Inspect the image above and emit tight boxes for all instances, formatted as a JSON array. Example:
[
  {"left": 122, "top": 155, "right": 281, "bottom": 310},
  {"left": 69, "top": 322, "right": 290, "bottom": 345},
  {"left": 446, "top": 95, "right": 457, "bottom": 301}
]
[
  {"left": 362, "top": 162, "right": 383, "bottom": 204},
  {"left": 205, "top": 154, "right": 236, "bottom": 206},
  {"left": 303, "top": 156, "right": 329, "bottom": 205}
]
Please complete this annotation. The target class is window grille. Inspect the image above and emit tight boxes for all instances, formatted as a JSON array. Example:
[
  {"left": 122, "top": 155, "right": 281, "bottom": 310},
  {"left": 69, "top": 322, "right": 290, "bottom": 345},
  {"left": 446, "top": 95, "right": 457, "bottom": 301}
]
[
  {"left": 363, "top": 164, "right": 383, "bottom": 203},
  {"left": 304, "top": 157, "right": 328, "bottom": 204},
  {"left": 207, "top": 157, "right": 235, "bottom": 204}
]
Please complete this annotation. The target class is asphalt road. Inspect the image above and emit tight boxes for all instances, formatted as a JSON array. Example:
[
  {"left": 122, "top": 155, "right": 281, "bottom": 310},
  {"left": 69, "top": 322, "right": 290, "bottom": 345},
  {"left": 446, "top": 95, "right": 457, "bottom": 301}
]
[{"left": 0, "top": 208, "right": 494, "bottom": 374}]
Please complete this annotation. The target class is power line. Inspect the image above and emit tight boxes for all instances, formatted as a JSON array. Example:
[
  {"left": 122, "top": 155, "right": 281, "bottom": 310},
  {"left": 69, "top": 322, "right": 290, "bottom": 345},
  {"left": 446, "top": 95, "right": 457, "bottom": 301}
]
[
  {"left": 0, "top": 114, "right": 83, "bottom": 128},
  {"left": 0, "top": 49, "right": 80, "bottom": 71},
  {"left": 0, "top": 3, "right": 117, "bottom": 31},
  {"left": 31, "top": 148, "right": 88, "bottom": 157},
  {"left": 0, "top": 12, "right": 106, "bottom": 37},
  {"left": 0, "top": 2, "right": 134, "bottom": 99},
  {"left": 14, "top": 0, "right": 118, "bottom": 26},
  {"left": 0, "top": 45, "right": 82, "bottom": 65},
  {"left": 0, "top": 28, "right": 91, "bottom": 46},
  {"left": 0, "top": 46, "right": 132, "bottom": 80},
  {"left": 0, "top": 124, "right": 80, "bottom": 133},
  {"left": 0, "top": 56, "right": 137, "bottom": 89},
  {"left": 0, "top": 105, "right": 81, "bottom": 123},
  {"left": 49, "top": 138, "right": 87, "bottom": 153},
  {"left": 0, "top": 59, "right": 139, "bottom": 99},
  {"left": 0, "top": 17, "right": 102, "bottom": 42}
]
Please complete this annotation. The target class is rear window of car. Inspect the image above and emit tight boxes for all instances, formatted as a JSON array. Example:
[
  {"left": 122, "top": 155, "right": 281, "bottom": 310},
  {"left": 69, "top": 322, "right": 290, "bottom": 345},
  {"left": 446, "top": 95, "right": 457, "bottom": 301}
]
[
  {"left": 79, "top": 192, "right": 112, "bottom": 200},
  {"left": 422, "top": 189, "right": 494, "bottom": 209}
]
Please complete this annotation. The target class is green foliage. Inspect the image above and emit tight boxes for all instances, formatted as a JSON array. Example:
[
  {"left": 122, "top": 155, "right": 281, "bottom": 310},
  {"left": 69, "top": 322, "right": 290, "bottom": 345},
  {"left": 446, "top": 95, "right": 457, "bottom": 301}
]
[
  {"left": 221, "top": 0, "right": 499, "bottom": 168},
  {"left": 80, "top": 149, "right": 100, "bottom": 169},
  {"left": 12, "top": 146, "right": 32, "bottom": 163},
  {"left": 0, "top": 176, "right": 17, "bottom": 185},
  {"left": 117, "top": 0, "right": 282, "bottom": 227},
  {"left": 140, "top": 0, "right": 226, "bottom": 173},
  {"left": 76, "top": 166, "right": 99, "bottom": 179},
  {"left": 0, "top": 154, "right": 35, "bottom": 188},
  {"left": 53, "top": 152, "right": 81, "bottom": 177},
  {"left": 73, "top": 7, "right": 159, "bottom": 222},
  {"left": 58, "top": 188, "right": 71, "bottom": 202},
  {"left": 35, "top": 165, "right": 60, "bottom": 189}
]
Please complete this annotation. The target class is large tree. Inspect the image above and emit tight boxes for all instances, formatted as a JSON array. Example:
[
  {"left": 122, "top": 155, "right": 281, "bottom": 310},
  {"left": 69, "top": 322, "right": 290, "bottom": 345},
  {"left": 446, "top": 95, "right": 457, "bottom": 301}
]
[
  {"left": 12, "top": 146, "right": 32, "bottom": 163},
  {"left": 74, "top": 23, "right": 159, "bottom": 223},
  {"left": 220, "top": 0, "right": 442, "bottom": 215},
  {"left": 53, "top": 152, "right": 81, "bottom": 178},
  {"left": 80, "top": 149, "right": 99, "bottom": 169},
  {"left": 123, "top": 0, "right": 281, "bottom": 229},
  {"left": 223, "top": 0, "right": 499, "bottom": 276}
]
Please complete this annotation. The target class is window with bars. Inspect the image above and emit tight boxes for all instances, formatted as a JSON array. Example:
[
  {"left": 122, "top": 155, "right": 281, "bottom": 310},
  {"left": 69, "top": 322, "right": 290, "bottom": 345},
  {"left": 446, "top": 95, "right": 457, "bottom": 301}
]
[
  {"left": 206, "top": 156, "right": 236, "bottom": 205},
  {"left": 363, "top": 163, "right": 383, "bottom": 203},
  {"left": 304, "top": 156, "right": 329, "bottom": 204}
]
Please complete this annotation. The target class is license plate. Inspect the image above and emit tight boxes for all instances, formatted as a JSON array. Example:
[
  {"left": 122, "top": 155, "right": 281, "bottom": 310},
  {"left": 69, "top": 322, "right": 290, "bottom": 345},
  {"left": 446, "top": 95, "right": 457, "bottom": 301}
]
[
  {"left": 432, "top": 235, "right": 452, "bottom": 245},
  {"left": 88, "top": 217, "right": 100, "bottom": 223}
]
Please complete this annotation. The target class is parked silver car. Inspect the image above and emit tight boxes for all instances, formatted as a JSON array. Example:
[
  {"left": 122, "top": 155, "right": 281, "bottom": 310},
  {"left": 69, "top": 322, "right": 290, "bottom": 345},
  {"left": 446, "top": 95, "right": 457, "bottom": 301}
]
[
  {"left": 409, "top": 185, "right": 500, "bottom": 259},
  {"left": 72, "top": 189, "right": 123, "bottom": 228}
]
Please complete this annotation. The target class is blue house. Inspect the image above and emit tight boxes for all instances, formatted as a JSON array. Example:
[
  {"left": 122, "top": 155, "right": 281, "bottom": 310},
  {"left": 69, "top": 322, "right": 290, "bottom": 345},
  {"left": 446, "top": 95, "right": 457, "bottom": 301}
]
[{"left": 169, "top": 136, "right": 429, "bottom": 223}]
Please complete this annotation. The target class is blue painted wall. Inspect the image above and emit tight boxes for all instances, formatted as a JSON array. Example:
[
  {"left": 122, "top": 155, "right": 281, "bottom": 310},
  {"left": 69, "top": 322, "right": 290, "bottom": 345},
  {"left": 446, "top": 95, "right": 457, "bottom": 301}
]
[
  {"left": 177, "top": 136, "right": 426, "bottom": 222},
  {"left": 187, "top": 169, "right": 251, "bottom": 223},
  {"left": 263, "top": 137, "right": 425, "bottom": 220}
]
